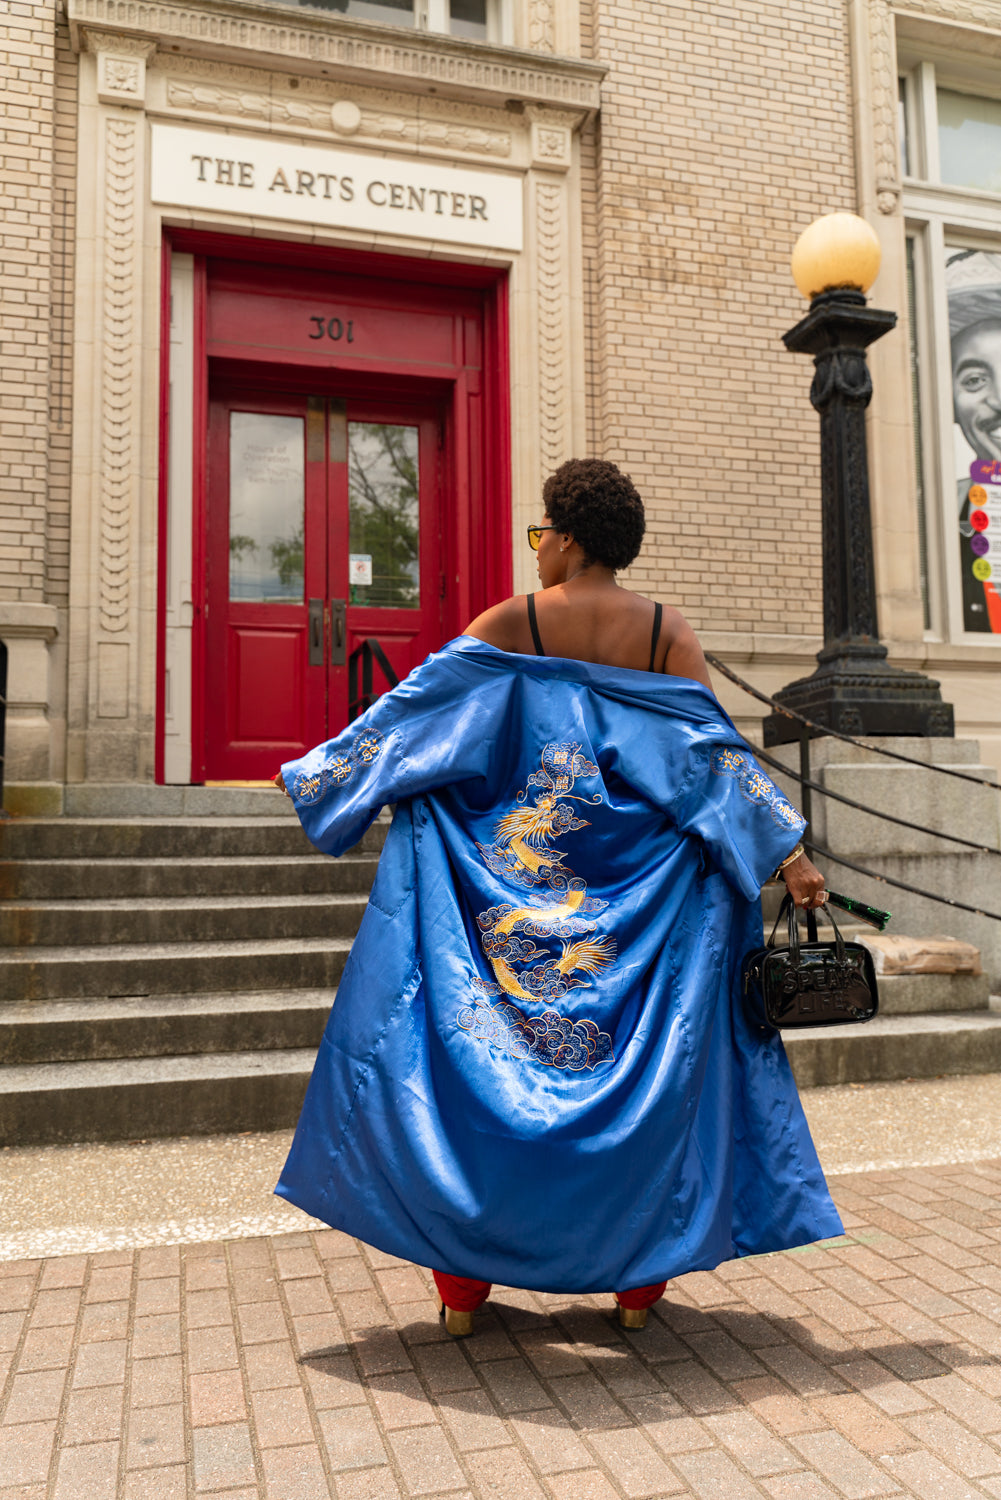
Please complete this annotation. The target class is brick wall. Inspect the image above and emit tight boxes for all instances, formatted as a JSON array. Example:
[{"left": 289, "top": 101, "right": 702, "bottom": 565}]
[
  {"left": 0, "top": 1, "right": 56, "bottom": 602},
  {"left": 586, "top": 1, "right": 857, "bottom": 636}
]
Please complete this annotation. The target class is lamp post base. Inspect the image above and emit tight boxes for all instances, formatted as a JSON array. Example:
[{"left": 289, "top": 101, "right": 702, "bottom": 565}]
[{"left": 762, "top": 650, "right": 955, "bottom": 745}]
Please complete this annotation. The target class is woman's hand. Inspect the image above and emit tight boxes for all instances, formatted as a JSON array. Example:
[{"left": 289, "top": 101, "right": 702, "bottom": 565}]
[{"left": 781, "top": 852, "right": 827, "bottom": 910}]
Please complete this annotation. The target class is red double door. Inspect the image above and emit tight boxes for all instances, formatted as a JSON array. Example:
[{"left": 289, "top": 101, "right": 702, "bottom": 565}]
[{"left": 204, "top": 387, "right": 442, "bottom": 780}]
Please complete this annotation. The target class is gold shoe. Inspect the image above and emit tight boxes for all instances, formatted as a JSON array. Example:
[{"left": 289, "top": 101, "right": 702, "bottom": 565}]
[
  {"left": 614, "top": 1297, "right": 648, "bottom": 1330},
  {"left": 437, "top": 1299, "right": 475, "bottom": 1338}
]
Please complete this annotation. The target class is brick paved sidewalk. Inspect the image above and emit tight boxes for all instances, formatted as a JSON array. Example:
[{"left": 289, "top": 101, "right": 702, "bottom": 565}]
[{"left": 5, "top": 1163, "right": 1001, "bottom": 1499}]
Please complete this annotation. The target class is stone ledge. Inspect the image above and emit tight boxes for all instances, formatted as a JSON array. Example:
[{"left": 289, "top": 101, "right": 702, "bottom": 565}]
[
  {"left": 67, "top": 0, "right": 605, "bottom": 110},
  {"left": 0, "top": 603, "right": 59, "bottom": 641}
]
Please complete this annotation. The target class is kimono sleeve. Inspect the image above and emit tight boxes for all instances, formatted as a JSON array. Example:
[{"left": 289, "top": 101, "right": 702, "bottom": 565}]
[
  {"left": 280, "top": 649, "right": 504, "bottom": 856},
  {"left": 675, "top": 743, "right": 806, "bottom": 900}
]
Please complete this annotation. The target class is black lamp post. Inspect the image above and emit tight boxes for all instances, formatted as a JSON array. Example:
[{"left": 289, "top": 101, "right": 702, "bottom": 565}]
[{"left": 763, "top": 214, "right": 953, "bottom": 746}]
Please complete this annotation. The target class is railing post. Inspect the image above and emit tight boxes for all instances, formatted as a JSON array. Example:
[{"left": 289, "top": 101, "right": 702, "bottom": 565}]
[
  {"left": 362, "top": 641, "right": 373, "bottom": 714},
  {"left": 798, "top": 726, "right": 813, "bottom": 858},
  {"left": 348, "top": 638, "right": 401, "bottom": 722}
]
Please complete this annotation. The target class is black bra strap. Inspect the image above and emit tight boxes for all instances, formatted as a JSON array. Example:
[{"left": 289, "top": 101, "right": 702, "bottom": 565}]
[
  {"left": 527, "top": 592, "right": 545, "bottom": 656},
  {"left": 649, "top": 601, "right": 663, "bottom": 672}
]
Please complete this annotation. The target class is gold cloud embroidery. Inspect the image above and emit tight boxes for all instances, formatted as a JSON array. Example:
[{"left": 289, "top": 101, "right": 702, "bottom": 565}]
[{"left": 458, "top": 742, "right": 616, "bottom": 1070}]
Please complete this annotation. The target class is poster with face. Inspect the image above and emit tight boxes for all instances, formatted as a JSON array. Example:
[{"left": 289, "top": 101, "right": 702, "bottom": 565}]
[{"left": 946, "top": 249, "right": 1001, "bottom": 633}]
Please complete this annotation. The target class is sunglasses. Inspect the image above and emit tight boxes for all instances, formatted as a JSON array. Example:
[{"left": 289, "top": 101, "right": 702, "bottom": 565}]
[{"left": 527, "top": 524, "right": 557, "bottom": 551}]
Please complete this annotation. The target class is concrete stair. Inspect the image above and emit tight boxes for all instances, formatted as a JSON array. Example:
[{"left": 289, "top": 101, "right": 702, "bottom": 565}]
[
  {"left": 2, "top": 798, "right": 999, "bottom": 1145},
  {"left": 785, "top": 1009, "right": 1001, "bottom": 1088},
  {"left": 0, "top": 809, "right": 383, "bottom": 1145},
  {"left": 768, "top": 913, "right": 1001, "bottom": 1088}
]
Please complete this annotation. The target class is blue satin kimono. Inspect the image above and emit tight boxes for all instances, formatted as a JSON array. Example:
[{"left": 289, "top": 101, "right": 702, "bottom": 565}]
[{"left": 276, "top": 637, "right": 842, "bottom": 1292}]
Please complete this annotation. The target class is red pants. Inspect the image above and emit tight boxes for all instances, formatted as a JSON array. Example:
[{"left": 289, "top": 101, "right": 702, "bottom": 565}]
[{"left": 433, "top": 1270, "right": 667, "bottom": 1313}]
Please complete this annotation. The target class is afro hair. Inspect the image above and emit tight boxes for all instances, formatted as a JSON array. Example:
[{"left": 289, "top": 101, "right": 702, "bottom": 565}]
[{"left": 542, "top": 458, "right": 645, "bottom": 571}]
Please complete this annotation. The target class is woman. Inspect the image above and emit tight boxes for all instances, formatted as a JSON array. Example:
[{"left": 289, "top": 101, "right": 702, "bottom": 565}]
[{"left": 275, "top": 458, "right": 839, "bottom": 1337}]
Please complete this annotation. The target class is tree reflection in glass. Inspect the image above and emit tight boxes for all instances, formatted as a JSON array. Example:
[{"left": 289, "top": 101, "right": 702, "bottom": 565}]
[
  {"left": 348, "top": 423, "right": 420, "bottom": 609},
  {"left": 229, "top": 413, "right": 305, "bottom": 602}
]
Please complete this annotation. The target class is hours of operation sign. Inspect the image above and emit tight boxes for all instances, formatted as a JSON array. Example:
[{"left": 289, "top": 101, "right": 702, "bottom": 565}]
[{"left": 150, "top": 123, "right": 524, "bottom": 252}]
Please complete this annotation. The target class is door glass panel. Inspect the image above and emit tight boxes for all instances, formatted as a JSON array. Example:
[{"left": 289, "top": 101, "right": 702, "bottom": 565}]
[
  {"left": 938, "top": 89, "right": 1001, "bottom": 193},
  {"left": 348, "top": 422, "right": 420, "bottom": 609},
  {"left": 229, "top": 412, "right": 305, "bottom": 602}
]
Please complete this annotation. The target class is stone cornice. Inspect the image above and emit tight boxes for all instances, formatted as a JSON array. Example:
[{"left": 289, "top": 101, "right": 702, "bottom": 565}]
[
  {"left": 67, "top": 0, "right": 605, "bottom": 113},
  {"left": 81, "top": 28, "right": 158, "bottom": 57}
]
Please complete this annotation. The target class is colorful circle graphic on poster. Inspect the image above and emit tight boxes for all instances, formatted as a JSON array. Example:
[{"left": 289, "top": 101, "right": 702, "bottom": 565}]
[{"left": 946, "top": 249, "right": 1001, "bottom": 633}]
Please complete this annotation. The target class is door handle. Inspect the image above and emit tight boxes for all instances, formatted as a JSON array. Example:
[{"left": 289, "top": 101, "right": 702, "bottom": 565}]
[
  {"left": 308, "top": 598, "right": 324, "bottom": 666},
  {"left": 330, "top": 598, "right": 346, "bottom": 665}
]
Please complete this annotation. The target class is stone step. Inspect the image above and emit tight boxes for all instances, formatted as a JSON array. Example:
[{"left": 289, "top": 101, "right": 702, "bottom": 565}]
[
  {"left": 0, "top": 990, "right": 331, "bottom": 1065},
  {"left": 5, "top": 783, "right": 315, "bottom": 819},
  {"left": 7, "top": 1007, "right": 1001, "bottom": 1144},
  {"left": 875, "top": 972, "right": 990, "bottom": 1014},
  {"left": 63, "top": 784, "right": 310, "bottom": 818},
  {"left": 0, "top": 894, "right": 369, "bottom": 948},
  {"left": 0, "top": 1048, "right": 316, "bottom": 1145},
  {"left": 785, "top": 1009, "right": 1001, "bottom": 1088},
  {"left": 0, "top": 936, "right": 352, "bottom": 1002},
  {"left": 0, "top": 815, "right": 387, "bottom": 861},
  {"left": 0, "top": 854, "right": 380, "bottom": 901}
]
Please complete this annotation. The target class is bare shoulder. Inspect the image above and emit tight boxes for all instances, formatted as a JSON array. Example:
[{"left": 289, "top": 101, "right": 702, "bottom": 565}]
[
  {"left": 464, "top": 595, "right": 529, "bottom": 652},
  {"left": 659, "top": 604, "right": 696, "bottom": 646},
  {"left": 659, "top": 605, "right": 714, "bottom": 692}
]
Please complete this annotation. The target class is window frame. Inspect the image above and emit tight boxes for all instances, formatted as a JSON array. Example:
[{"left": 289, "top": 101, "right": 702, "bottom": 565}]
[{"left": 267, "top": 0, "right": 511, "bottom": 44}]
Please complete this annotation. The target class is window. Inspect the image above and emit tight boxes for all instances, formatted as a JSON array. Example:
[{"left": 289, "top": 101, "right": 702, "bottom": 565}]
[
  {"left": 449, "top": 0, "right": 488, "bottom": 40},
  {"left": 899, "top": 57, "right": 1001, "bottom": 639},
  {"left": 267, "top": 0, "right": 502, "bottom": 41},
  {"left": 938, "top": 90, "right": 1001, "bottom": 194}
]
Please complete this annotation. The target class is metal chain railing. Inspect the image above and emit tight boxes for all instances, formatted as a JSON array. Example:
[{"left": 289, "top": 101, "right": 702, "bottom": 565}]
[
  {"left": 703, "top": 653, "right": 1001, "bottom": 925},
  {"left": 806, "top": 841, "right": 1001, "bottom": 924},
  {"left": 752, "top": 741, "right": 1001, "bottom": 859},
  {"left": 706, "top": 653, "right": 998, "bottom": 789}
]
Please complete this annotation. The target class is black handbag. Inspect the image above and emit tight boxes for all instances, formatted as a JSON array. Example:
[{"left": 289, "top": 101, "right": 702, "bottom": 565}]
[{"left": 742, "top": 893, "right": 879, "bottom": 1031}]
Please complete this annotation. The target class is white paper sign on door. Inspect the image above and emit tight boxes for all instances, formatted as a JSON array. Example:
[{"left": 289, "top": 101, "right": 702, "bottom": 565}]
[{"left": 349, "top": 554, "right": 373, "bottom": 587}]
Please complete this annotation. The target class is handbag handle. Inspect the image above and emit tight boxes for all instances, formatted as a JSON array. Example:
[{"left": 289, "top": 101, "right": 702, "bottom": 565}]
[{"left": 771, "top": 892, "right": 847, "bottom": 961}]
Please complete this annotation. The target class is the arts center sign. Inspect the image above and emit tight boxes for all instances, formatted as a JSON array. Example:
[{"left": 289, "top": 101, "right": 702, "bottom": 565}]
[{"left": 149, "top": 124, "right": 524, "bottom": 253}]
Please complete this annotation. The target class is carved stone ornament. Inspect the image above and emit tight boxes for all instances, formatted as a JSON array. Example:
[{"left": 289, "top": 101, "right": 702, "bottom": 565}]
[
  {"left": 330, "top": 99, "right": 362, "bottom": 135},
  {"left": 163, "top": 78, "right": 514, "bottom": 159},
  {"left": 898, "top": 0, "right": 1001, "bottom": 24},
  {"left": 67, "top": 0, "right": 604, "bottom": 113},
  {"left": 83, "top": 27, "right": 156, "bottom": 107},
  {"left": 99, "top": 115, "right": 139, "bottom": 635},
  {"left": 868, "top": 0, "right": 901, "bottom": 213},
  {"left": 526, "top": 105, "right": 577, "bottom": 170},
  {"left": 536, "top": 178, "right": 569, "bottom": 480},
  {"left": 528, "top": 0, "right": 556, "bottom": 52}
]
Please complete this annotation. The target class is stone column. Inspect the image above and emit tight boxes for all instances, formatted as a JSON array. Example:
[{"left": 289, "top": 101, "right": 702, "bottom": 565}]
[
  {"left": 848, "top": 0, "right": 927, "bottom": 646},
  {"left": 513, "top": 108, "right": 587, "bottom": 593},
  {"left": 66, "top": 30, "right": 156, "bottom": 782}
]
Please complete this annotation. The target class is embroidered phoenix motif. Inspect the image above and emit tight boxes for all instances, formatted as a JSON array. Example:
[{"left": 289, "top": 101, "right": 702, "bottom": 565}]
[{"left": 458, "top": 742, "right": 616, "bottom": 1071}]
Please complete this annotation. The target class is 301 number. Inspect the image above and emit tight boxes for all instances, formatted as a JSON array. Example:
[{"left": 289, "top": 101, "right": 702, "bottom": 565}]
[{"left": 309, "top": 316, "right": 355, "bottom": 343}]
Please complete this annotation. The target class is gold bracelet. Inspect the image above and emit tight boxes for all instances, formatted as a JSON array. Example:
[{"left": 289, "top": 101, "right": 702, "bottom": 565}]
[{"left": 775, "top": 842, "right": 805, "bottom": 876}]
